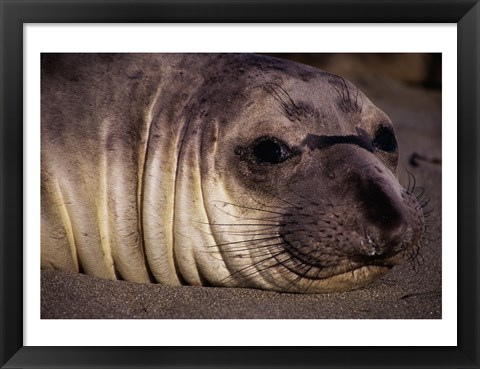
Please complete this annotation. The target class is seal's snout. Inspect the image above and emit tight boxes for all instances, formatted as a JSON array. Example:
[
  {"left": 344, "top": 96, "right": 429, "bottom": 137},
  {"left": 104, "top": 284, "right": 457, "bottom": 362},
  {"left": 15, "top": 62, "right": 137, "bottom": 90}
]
[
  {"left": 356, "top": 173, "right": 416, "bottom": 260},
  {"left": 359, "top": 178, "right": 403, "bottom": 230}
]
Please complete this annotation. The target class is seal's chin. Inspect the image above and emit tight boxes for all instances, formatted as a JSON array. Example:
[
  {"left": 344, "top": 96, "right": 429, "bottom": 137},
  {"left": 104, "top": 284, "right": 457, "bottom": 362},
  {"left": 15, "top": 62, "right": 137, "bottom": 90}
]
[
  {"left": 294, "top": 265, "right": 392, "bottom": 294},
  {"left": 333, "top": 264, "right": 391, "bottom": 283}
]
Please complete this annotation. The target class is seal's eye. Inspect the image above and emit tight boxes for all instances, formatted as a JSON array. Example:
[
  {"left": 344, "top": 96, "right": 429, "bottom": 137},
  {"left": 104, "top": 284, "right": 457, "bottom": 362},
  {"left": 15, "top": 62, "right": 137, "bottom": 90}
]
[
  {"left": 373, "top": 125, "right": 397, "bottom": 152},
  {"left": 252, "top": 136, "right": 292, "bottom": 164}
]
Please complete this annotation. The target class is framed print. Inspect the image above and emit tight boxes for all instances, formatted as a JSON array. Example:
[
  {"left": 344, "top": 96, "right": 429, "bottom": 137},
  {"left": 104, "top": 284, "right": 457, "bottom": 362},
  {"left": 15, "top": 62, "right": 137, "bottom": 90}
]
[{"left": 1, "top": 1, "right": 479, "bottom": 368}]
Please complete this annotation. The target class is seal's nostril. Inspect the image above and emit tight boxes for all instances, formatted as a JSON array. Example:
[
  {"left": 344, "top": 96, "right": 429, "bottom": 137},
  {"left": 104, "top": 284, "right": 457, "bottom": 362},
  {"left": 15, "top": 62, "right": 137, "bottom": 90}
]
[
  {"left": 363, "top": 222, "right": 408, "bottom": 257},
  {"left": 358, "top": 179, "right": 402, "bottom": 230},
  {"left": 356, "top": 177, "right": 409, "bottom": 255}
]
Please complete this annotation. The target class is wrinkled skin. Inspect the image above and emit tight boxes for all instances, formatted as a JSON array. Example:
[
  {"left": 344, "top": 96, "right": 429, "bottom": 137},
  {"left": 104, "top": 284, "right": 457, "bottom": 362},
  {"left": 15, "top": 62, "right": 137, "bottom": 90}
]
[{"left": 41, "top": 53, "right": 424, "bottom": 293}]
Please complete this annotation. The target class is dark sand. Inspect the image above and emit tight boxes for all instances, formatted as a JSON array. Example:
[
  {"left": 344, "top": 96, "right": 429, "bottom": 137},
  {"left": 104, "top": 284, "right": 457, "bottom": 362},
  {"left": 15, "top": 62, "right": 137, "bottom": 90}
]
[{"left": 41, "top": 54, "right": 442, "bottom": 319}]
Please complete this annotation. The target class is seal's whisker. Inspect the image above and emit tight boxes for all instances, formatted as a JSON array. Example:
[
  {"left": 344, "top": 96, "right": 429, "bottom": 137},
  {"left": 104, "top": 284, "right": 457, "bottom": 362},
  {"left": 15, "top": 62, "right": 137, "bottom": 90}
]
[
  {"left": 249, "top": 194, "right": 294, "bottom": 211},
  {"left": 210, "top": 222, "right": 285, "bottom": 227},
  {"left": 420, "top": 235, "right": 435, "bottom": 243},
  {"left": 423, "top": 208, "right": 434, "bottom": 217},
  {"left": 236, "top": 213, "right": 288, "bottom": 222},
  {"left": 238, "top": 253, "right": 301, "bottom": 280},
  {"left": 219, "top": 249, "right": 289, "bottom": 283},
  {"left": 283, "top": 264, "right": 316, "bottom": 293},
  {"left": 301, "top": 275, "right": 317, "bottom": 293},
  {"left": 212, "top": 205, "right": 290, "bottom": 223},
  {"left": 304, "top": 269, "right": 325, "bottom": 293},
  {"left": 423, "top": 210, "right": 434, "bottom": 218},
  {"left": 289, "top": 188, "right": 333, "bottom": 207},
  {"left": 212, "top": 200, "right": 293, "bottom": 216},
  {"left": 193, "top": 223, "right": 281, "bottom": 239},
  {"left": 284, "top": 188, "right": 329, "bottom": 208},
  {"left": 206, "top": 245, "right": 286, "bottom": 262},
  {"left": 328, "top": 75, "right": 362, "bottom": 113},
  {"left": 305, "top": 264, "right": 330, "bottom": 292},
  {"left": 217, "top": 237, "right": 284, "bottom": 248},
  {"left": 407, "top": 169, "right": 412, "bottom": 192},
  {"left": 354, "top": 84, "right": 364, "bottom": 112},
  {"left": 402, "top": 167, "right": 418, "bottom": 194},
  {"left": 237, "top": 242, "right": 332, "bottom": 280},
  {"left": 205, "top": 240, "right": 286, "bottom": 261},
  {"left": 207, "top": 235, "right": 282, "bottom": 249},
  {"left": 415, "top": 186, "right": 426, "bottom": 200},
  {"left": 261, "top": 189, "right": 304, "bottom": 210},
  {"left": 409, "top": 172, "right": 417, "bottom": 193},
  {"left": 274, "top": 252, "right": 339, "bottom": 282},
  {"left": 213, "top": 225, "right": 315, "bottom": 241},
  {"left": 213, "top": 229, "right": 282, "bottom": 236},
  {"left": 420, "top": 199, "right": 431, "bottom": 209},
  {"left": 422, "top": 218, "right": 434, "bottom": 229},
  {"left": 273, "top": 83, "right": 299, "bottom": 109},
  {"left": 224, "top": 232, "right": 283, "bottom": 238},
  {"left": 211, "top": 242, "right": 284, "bottom": 255},
  {"left": 419, "top": 238, "right": 434, "bottom": 253},
  {"left": 262, "top": 82, "right": 301, "bottom": 117},
  {"left": 405, "top": 243, "right": 423, "bottom": 269},
  {"left": 237, "top": 243, "right": 290, "bottom": 259}
]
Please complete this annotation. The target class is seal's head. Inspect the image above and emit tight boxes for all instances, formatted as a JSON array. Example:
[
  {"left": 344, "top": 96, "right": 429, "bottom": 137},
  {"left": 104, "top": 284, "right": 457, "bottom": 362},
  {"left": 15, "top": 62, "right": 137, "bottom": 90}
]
[{"left": 192, "top": 55, "right": 425, "bottom": 293}]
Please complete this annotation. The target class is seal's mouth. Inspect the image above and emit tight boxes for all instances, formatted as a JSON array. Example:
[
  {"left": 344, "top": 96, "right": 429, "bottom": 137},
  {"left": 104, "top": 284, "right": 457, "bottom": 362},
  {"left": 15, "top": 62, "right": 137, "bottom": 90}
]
[
  {"left": 349, "top": 250, "right": 405, "bottom": 266},
  {"left": 333, "top": 264, "right": 391, "bottom": 279},
  {"left": 280, "top": 234, "right": 404, "bottom": 280},
  {"left": 320, "top": 264, "right": 392, "bottom": 292},
  {"left": 276, "top": 244, "right": 397, "bottom": 287},
  {"left": 270, "top": 264, "right": 392, "bottom": 294}
]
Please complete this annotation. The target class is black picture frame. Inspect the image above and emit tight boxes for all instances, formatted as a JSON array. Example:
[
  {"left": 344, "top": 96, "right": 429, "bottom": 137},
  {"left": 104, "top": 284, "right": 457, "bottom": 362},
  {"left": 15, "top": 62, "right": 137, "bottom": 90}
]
[{"left": 1, "top": 1, "right": 478, "bottom": 368}]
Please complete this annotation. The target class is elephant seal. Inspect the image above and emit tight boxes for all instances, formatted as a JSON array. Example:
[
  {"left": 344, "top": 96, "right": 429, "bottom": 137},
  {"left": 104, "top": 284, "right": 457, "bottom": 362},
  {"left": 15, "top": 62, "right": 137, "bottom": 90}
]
[{"left": 41, "top": 53, "right": 425, "bottom": 293}]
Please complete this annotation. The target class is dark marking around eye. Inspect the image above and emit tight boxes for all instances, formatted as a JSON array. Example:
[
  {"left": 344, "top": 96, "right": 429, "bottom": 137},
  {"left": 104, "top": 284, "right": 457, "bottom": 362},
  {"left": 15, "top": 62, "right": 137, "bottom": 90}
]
[
  {"left": 373, "top": 125, "right": 397, "bottom": 152},
  {"left": 302, "top": 127, "right": 374, "bottom": 153}
]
